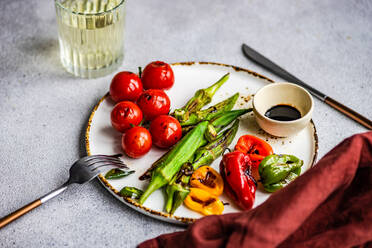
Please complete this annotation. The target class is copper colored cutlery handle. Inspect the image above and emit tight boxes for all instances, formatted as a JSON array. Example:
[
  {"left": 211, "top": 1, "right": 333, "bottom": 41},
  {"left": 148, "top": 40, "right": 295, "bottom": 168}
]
[
  {"left": 241, "top": 44, "right": 372, "bottom": 130},
  {"left": 324, "top": 97, "right": 372, "bottom": 130},
  {"left": 0, "top": 199, "right": 42, "bottom": 229}
]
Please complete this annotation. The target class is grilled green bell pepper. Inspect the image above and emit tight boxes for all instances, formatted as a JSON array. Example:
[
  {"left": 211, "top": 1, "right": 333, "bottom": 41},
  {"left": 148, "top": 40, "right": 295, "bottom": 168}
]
[
  {"left": 139, "top": 121, "right": 209, "bottom": 204},
  {"left": 259, "top": 154, "right": 303, "bottom": 193}
]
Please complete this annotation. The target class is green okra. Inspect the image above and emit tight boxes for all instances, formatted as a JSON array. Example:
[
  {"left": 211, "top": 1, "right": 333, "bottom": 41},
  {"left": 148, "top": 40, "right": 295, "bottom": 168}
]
[
  {"left": 166, "top": 120, "right": 240, "bottom": 214},
  {"left": 210, "top": 109, "right": 252, "bottom": 131},
  {"left": 193, "top": 120, "right": 239, "bottom": 166},
  {"left": 165, "top": 162, "right": 194, "bottom": 213},
  {"left": 259, "top": 154, "right": 303, "bottom": 193},
  {"left": 173, "top": 73, "right": 230, "bottom": 122},
  {"left": 139, "top": 148, "right": 172, "bottom": 181},
  {"left": 179, "top": 93, "right": 239, "bottom": 127},
  {"left": 139, "top": 121, "right": 209, "bottom": 205},
  {"left": 182, "top": 108, "right": 252, "bottom": 136},
  {"left": 205, "top": 124, "right": 218, "bottom": 142}
]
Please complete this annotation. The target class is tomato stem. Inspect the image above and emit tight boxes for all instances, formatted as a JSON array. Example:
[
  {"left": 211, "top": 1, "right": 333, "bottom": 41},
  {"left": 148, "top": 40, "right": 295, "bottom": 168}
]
[
  {"left": 138, "top": 67, "right": 142, "bottom": 78},
  {"left": 138, "top": 119, "right": 147, "bottom": 127}
]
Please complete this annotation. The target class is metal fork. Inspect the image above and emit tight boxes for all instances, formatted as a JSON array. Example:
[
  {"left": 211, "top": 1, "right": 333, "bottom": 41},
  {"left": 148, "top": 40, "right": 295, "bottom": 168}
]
[{"left": 0, "top": 154, "right": 126, "bottom": 229}]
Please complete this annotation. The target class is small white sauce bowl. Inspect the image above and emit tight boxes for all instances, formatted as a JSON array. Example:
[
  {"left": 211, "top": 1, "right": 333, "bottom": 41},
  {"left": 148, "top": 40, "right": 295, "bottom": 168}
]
[{"left": 252, "top": 82, "right": 314, "bottom": 137}]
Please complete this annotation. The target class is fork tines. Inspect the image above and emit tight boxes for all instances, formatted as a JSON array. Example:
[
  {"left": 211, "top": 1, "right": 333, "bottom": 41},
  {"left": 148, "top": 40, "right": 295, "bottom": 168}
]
[{"left": 84, "top": 154, "right": 128, "bottom": 170}]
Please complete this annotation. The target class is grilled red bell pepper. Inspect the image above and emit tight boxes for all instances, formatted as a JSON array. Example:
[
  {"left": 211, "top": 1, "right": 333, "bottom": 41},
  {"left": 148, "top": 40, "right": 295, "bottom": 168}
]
[
  {"left": 220, "top": 151, "right": 257, "bottom": 210},
  {"left": 234, "top": 135, "right": 273, "bottom": 169}
]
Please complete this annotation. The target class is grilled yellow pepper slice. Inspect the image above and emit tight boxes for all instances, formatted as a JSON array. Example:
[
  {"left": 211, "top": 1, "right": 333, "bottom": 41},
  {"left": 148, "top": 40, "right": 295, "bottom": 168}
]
[
  {"left": 190, "top": 166, "right": 224, "bottom": 196},
  {"left": 184, "top": 188, "right": 224, "bottom": 216}
]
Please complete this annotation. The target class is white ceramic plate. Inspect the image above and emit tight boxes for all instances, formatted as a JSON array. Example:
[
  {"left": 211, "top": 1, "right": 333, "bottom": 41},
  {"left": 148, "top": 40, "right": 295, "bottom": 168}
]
[{"left": 85, "top": 62, "right": 318, "bottom": 225}]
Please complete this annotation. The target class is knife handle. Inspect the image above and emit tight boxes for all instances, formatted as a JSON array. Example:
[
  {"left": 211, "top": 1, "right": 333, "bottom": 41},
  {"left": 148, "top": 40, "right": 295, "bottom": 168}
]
[{"left": 324, "top": 97, "right": 372, "bottom": 130}]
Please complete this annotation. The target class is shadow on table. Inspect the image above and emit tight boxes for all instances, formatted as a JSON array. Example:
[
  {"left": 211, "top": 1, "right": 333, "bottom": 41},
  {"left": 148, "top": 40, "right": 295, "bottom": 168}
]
[
  {"left": 17, "top": 37, "right": 76, "bottom": 80},
  {"left": 77, "top": 99, "right": 95, "bottom": 158}
]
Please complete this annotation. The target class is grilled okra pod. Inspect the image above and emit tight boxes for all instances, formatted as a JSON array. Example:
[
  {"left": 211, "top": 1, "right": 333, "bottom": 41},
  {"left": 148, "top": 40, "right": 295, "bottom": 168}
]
[
  {"left": 182, "top": 108, "right": 252, "bottom": 136},
  {"left": 139, "top": 121, "right": 209, "bottom": 205},
  {"left": 173, "top": 73, "right": 230, "bottom": 122},
  {"left": 165, "top": 162, "right": 194, "bottom": 213},
  {"left": 179, "top": 93, "right": 239, "bottom": 127}
]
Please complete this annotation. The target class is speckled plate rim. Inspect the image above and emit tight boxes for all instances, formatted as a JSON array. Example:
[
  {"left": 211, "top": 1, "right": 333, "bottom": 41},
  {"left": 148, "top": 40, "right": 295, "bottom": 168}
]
[{"left": 85, "top": 61, "right": 319, "bottom": 225}]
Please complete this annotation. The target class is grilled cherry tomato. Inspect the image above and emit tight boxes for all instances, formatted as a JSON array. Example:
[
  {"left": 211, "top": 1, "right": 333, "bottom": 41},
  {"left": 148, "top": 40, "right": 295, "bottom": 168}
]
[
  {"left": 137, "top": 89, "right": 170, "bottom": 121},
  {"left": 234, "top": 135, "right": 273, "bottom": 169},
  {"left": 141, "top": 61, "right": 174, "bottom": 90},
  {"left": 111, "top": 101, "right": 143, "bottom": 133},
  {"left": 149, "top": 115, "right": 182, "bottom": 148},
  {"left": 110, "top": 71, "right": 143, "bottom": 102},
  {"left": 121, "top": 126, "right": 152, "bottom": 158}
]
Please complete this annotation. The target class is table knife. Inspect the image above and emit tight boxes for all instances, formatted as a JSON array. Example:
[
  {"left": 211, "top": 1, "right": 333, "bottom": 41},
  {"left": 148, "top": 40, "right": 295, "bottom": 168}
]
[{"left": 242, "top": 43, "right": 372, "bottom": 130}]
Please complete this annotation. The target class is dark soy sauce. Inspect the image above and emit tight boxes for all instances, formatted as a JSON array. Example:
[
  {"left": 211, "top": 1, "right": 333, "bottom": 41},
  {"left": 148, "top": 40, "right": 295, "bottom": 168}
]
[{"left": 265, "top": 104, "right": 301, "bottom": 121}]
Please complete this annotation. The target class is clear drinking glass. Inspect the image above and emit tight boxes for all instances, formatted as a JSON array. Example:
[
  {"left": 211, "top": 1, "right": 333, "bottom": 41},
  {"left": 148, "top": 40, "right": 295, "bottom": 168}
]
[{"left": 55, "top": 0, "right": 125, "bottom": 78}]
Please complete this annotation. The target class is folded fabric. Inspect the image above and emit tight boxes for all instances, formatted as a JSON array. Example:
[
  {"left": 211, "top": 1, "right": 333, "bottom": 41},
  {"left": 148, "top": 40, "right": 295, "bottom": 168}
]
[{"left": 138, "top": 132, "right": 372, "bottom": 248}]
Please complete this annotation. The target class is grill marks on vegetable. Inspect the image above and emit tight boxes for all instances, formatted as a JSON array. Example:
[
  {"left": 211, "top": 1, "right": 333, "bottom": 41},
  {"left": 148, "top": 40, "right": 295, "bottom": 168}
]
[
  {"left": 192, "top": 170, "right": 217, "bottom": 188},
  {"left": 190, "top": 196, "right": 216, "bottom": 206},
  {"left": 209, "top": 135, "right": 227, "bottom": 150},
  {"left": 247, "top": 144, "right": 260, "bottom": 155},
  {"left": 209, "top": 106, "right": 218, "bottom": 114},
  {"left": 188, "top": 100, "right": 200, "bottom": 113},
  {"left": 245, "top": 170, "right": 257, "bottom": 187},
  {"left": 175, "top": 163, "right": 194, "bottom": 186},
  {"left": 144, "top": 93, "right": 152, "bottom": 101},
  {"left": 122, "top": 107, "right": 132, "bottom": 117}
]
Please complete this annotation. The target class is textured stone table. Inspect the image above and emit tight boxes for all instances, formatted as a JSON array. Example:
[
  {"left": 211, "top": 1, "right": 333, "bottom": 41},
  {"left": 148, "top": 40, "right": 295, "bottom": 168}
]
[{"left": 0, "top": 0, "right": 371, "bottom": 247}]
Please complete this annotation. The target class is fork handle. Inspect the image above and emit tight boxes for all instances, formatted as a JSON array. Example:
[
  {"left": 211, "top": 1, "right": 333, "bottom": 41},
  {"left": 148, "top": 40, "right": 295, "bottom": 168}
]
[
  {"left": 0, "top": 184, "right": 68, "bottom": 229},
  {"left": 0, "top": 199, "right": 42, "bottom": 228}
]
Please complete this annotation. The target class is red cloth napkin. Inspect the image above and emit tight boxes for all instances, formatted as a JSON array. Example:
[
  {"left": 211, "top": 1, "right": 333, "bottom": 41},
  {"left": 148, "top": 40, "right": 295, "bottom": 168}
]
[{"left": 138, "top": 132, "right": 372, "bottom": 248}]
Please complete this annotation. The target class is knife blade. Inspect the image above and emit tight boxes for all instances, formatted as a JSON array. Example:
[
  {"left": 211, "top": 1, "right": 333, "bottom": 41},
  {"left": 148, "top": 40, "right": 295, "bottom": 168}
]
[{"left": 242, "top": 43, "right": 372, "bottom": 130}]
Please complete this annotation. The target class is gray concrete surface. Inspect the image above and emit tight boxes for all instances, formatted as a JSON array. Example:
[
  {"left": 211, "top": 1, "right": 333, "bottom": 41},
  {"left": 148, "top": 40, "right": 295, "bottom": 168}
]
[{"left": 0, "top": 0, "right": 371, "bottom": 247}]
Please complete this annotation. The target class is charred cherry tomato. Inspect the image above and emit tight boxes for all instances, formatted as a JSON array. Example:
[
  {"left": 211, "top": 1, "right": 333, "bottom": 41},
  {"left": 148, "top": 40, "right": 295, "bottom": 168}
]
[
  {"left": 137, "top": 89, "right": 171, "bottom": 121},
  {"left": 110, "top": 71, "right": 143, "bottom": 102},
  {"left": 234, "top": 135, "right": 273, "bottom": 169},
  {"left": 149, "top": 115, "right": 182, "bottom": 148},
  {"left": 111, "top": 101, "right": 143, "bottom": 133},
  {"left": 121, "top": 126, "right": 152, "bottom": 158},
  {"left": 190, "top": 166, "right": 224, "bottom": 196},
  {"left": 141, "top": 61, "right": 174, "bottom": 90}
]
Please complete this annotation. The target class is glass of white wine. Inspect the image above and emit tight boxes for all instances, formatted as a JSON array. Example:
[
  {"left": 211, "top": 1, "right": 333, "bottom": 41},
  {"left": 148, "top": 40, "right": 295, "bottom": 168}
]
[{"left": 55, "top": 0, "right": 125, "bottom": 78}]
